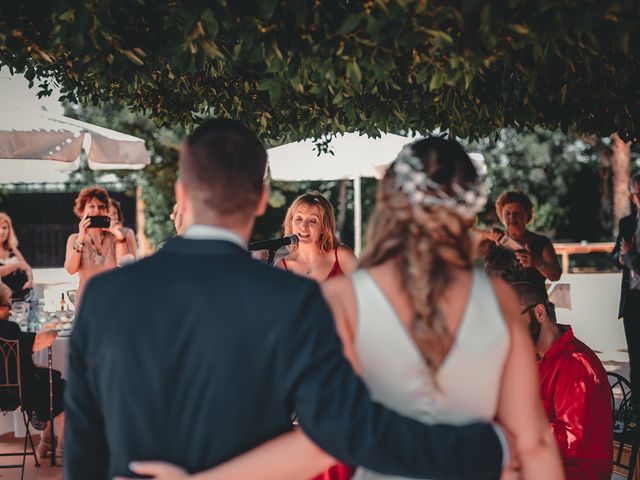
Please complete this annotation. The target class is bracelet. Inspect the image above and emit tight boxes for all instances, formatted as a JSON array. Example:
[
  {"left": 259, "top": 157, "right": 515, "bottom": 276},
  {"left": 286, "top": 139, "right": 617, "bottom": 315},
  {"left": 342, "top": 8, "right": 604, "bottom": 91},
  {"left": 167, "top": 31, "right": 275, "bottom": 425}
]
[{"left": 73, "top": 240, "right": 84, "bottom": 253}]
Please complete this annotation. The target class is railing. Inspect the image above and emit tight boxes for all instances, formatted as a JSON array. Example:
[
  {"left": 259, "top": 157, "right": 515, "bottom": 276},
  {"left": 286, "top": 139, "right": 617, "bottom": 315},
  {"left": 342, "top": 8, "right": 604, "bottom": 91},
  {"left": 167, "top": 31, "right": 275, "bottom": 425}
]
[{"left": 553, "top": 242, "right": 615, "bottom": 273}]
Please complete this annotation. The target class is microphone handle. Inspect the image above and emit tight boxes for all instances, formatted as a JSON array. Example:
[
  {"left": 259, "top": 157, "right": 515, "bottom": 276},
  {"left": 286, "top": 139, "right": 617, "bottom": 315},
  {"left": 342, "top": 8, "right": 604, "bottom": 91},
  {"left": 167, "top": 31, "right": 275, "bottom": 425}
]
[{"left": 248, "top": 236, "right": 294, "bottom": 251}]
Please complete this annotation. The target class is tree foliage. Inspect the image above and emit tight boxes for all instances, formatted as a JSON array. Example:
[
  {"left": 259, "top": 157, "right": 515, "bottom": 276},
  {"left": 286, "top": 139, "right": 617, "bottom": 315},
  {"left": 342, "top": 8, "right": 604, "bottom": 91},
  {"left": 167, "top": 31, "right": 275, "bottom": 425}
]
[
  {"left": 1, "top": 0, "right": 639, "bottom": 143},
  {"left": 468, "top": 128, "right": 608, "bottom": 241}
]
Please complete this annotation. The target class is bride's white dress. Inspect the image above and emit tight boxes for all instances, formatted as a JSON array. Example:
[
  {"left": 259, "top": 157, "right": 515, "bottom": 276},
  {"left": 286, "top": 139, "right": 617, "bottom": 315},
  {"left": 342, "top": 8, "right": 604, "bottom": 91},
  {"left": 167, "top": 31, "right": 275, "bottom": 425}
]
[{"left": 351, "top": 268, "right": 510, "bottom": 480}]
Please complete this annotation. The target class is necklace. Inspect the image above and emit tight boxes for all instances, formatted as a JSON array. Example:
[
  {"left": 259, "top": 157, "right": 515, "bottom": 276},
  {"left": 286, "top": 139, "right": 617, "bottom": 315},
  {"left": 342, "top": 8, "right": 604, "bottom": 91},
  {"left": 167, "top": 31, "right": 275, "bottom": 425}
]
[
  {"left": 302, "top": 255, "right": 321, "bottom": 276},
  {"left": 89, "top": 234, "right": 105, "bottom": 266}
]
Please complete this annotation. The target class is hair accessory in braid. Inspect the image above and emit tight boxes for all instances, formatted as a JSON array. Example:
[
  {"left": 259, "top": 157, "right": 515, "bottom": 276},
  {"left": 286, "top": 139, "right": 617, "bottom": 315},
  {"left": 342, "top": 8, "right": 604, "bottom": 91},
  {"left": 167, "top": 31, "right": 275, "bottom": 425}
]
[{"left": 392, "top": 145, "right": 487, "bottom": 216}]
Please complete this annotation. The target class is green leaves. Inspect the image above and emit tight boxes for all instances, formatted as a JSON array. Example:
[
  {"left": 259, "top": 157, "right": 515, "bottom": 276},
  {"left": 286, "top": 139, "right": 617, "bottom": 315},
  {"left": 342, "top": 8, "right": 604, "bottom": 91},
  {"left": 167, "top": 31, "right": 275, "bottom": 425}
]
[
  {"left": 346, "top": 59, "right": 362, "bottom": 85},
  {"left": 338, "top": 14, "right": 362, "bottom": 34},
  {"left": 1, "top": 0, "right": 639, "bottom": 142}
]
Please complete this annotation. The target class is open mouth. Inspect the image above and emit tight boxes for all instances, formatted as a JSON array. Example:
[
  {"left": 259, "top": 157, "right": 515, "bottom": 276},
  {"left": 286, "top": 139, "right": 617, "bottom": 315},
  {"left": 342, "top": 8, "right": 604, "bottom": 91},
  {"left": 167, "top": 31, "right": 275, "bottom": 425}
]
[{"left": 296, "top": 232, "right": 311, "bottom": 240}]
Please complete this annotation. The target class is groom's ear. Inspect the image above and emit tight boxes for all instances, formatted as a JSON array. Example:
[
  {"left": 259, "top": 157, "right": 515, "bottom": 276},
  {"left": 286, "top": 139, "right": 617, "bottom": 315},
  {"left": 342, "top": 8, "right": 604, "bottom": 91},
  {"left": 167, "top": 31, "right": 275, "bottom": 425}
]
[
  {"left": 255, "top": 184, "right": 269, "bottom": 218},
  {"left": 175, "top": 180, "right": 186, "bottom": 205}
]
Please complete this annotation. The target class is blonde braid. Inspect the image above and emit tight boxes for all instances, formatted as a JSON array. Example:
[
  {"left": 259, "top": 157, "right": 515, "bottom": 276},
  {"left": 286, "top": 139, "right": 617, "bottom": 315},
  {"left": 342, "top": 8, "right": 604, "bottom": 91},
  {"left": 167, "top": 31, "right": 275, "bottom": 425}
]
[
  {"left": 406, "top": 201, "right": 473, "bottom": 371},
  {"left": 360, "top": 141, "right": 477, "bottom": 373}
]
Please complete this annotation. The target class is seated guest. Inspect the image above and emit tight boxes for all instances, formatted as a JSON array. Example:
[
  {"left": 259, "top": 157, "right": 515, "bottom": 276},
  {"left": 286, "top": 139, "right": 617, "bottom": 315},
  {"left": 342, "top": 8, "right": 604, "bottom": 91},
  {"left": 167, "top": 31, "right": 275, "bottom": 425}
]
[
  {"left": 480, "top": 191, "right": 561, "bottom": 290},
  {"left": 511, "top": 282, "right": 612, "bottom": 480},
  {"left": 108, "top": 198, "right": 138, "bottom": 260},
  {"left": 0, "top": 282, "right": 65, "bottom": 458},
  {"left": 0, "top": 212, "right": 33, "bottom": 301}
]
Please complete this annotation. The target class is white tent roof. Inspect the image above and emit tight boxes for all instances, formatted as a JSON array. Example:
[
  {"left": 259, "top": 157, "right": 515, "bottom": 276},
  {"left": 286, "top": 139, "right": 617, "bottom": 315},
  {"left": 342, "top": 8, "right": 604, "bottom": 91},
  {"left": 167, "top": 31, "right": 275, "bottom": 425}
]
[
  {"left": 267, "top": 132, "right": 412, "bottom": 181},
  {"left": 0, "top": 109, "right": 150, "bottom": 170}
]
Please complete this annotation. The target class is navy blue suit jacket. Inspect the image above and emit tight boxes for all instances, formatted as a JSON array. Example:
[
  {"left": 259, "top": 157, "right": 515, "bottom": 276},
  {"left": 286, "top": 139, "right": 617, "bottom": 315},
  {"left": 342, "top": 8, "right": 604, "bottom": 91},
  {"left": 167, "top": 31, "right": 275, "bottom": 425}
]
[{"left": 64, "top": 237, "right": 503, "bottom": 479}]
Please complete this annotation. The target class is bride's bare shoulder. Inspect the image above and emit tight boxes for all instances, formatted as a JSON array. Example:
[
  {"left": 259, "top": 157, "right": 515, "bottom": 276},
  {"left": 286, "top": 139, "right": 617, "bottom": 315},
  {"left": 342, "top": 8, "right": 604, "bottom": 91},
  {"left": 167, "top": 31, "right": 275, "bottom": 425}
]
[
  {"left": 321, "top": 275, "right": 354, "bottom": 308},
  {"left": 322, "top": 274, "right": 360, "bottom": 369}
]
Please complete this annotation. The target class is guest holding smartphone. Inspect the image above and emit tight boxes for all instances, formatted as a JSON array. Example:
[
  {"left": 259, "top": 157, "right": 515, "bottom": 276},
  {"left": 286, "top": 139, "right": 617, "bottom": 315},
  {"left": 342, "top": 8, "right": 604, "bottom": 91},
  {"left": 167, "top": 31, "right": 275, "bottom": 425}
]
[
  {"left": 480, "top": 191, "right": 561, "bottom": 290},
  {"left": 64, "top": 186, "right": 129, "bottom": 306}
]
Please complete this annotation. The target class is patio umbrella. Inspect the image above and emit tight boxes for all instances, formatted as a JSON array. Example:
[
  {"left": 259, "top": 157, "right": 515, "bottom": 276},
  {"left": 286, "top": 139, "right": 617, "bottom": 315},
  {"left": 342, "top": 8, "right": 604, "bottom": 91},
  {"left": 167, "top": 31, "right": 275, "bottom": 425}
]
[
  {"left": 267, "top": 132, "right": 412, "bottom": 256},
  {"left": 0, "top": 108, "right": 150, "bottom": 183}
]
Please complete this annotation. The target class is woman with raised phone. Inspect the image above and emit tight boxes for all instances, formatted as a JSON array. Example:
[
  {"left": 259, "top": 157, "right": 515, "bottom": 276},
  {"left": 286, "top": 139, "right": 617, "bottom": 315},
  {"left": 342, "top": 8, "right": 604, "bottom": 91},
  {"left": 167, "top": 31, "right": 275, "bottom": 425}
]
[
  {"left": 124, "top": 138, "right": 563, "bottom": 480},
  {"left": 64, "top": 186, "right": 131, "bottom": 306}
]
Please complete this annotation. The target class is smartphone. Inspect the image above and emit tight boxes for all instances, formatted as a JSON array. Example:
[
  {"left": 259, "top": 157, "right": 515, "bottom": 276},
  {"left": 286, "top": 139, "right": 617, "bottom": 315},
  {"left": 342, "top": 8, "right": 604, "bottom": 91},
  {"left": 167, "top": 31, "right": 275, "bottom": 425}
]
[{"left": 87, "top": 215, "right": 111, "bottom": 229}]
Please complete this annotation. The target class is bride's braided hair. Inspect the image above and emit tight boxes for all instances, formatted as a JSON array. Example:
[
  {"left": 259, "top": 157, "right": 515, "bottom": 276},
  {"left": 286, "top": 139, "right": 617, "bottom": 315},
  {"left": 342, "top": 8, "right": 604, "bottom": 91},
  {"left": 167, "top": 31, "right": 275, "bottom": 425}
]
[{"left": 359, "top": 137, "right": 486, "bottom": 372}]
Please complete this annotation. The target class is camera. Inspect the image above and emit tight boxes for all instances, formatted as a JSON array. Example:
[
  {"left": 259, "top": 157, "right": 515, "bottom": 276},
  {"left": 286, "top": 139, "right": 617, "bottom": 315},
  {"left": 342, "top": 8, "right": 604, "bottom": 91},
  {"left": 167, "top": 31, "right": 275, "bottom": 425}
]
[{"left": 87, "top": 215, "right": 111, "bottom": 229}]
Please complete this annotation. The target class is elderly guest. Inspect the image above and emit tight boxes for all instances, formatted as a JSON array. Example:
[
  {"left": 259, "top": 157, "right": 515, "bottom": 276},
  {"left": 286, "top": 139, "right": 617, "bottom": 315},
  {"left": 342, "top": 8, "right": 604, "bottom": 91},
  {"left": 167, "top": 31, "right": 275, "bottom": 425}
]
[
  {"left": 0, "top": 212, "right": 33, "bottom": 301},
  {"left": 64, "top": 186, "right": 129, "bottom": 305},
  {"left": 485, "top": 191, "right": 561, "bottom": 289},
  {"left": 0, "top": 282, "right": 65, "bottom": 458}
]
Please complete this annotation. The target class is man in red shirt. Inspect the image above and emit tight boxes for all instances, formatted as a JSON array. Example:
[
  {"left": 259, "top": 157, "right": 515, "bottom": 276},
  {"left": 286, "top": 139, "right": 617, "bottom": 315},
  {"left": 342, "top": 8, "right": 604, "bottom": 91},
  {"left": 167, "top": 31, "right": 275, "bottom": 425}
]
[{"left": 512, "top": 282, "right": 613, "bottom": 480}]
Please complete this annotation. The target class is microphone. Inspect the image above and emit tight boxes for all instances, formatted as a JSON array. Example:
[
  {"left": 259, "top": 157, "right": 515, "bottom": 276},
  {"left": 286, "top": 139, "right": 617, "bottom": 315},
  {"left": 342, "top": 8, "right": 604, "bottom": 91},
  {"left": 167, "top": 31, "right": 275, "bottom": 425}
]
[{"left": 249, "top": 234, "right": 299, "bottom": 251}]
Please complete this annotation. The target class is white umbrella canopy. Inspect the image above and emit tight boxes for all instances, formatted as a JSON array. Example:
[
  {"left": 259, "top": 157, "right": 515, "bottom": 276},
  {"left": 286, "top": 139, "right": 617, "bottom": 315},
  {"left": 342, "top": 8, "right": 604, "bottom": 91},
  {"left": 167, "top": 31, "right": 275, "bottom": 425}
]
[
  {"left": 267, "top": 132, "right": 413, "bottom": 256},
  {"left": 0, "top": 109, "right": 150, "bottom": 170},
  {"left": 268, "top": 132, "right": 411, "bottom": 181}
]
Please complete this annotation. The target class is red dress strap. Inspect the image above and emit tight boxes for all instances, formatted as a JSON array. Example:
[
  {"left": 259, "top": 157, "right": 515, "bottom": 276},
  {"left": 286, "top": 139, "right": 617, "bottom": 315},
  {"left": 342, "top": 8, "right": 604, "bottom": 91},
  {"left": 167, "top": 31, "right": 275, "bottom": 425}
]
[
  {"left": 325, "top": 247, "right": 344, "bottom": 279},
  {"left": 282, "top": 258, "right": 288, "bottom": 271}
]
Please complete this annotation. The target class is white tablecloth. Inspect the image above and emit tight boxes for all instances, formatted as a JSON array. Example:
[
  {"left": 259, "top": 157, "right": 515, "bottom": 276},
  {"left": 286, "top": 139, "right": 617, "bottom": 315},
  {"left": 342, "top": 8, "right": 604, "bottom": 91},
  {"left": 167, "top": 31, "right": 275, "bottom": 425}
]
[{"left": 0, "top": 335, "right": 69, "bottom": 437}]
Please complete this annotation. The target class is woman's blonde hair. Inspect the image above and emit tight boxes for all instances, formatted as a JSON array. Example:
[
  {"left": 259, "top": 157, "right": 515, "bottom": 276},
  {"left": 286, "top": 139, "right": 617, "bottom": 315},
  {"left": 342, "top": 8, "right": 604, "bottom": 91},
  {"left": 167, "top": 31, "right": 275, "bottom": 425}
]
[
  {"left": 0, "top": 212, "right": 19, "bottom": 250},
  {"left": 283, "top": 192, "right": 337, "bottom": 253},
  {"left": 359, "top": 137, "right": 480, "bottom": 372}
]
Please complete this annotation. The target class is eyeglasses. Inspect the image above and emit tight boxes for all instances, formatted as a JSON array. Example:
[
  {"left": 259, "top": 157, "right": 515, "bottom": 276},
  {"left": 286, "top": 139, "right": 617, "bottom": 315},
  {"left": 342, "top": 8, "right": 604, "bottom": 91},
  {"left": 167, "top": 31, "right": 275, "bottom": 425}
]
[{"left": 521, "top": 303, "right": 540, "bottom": 315}]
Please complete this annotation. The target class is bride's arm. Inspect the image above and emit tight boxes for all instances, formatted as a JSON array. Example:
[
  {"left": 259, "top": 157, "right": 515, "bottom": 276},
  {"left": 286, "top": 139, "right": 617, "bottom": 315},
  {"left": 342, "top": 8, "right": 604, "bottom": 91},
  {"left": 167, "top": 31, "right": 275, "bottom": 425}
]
[
  {"left": 492, "top": 279, "right": 564, "bottom": 480},
  {"left": 123, "top": 428, "right": 334, "bottom": 480}
]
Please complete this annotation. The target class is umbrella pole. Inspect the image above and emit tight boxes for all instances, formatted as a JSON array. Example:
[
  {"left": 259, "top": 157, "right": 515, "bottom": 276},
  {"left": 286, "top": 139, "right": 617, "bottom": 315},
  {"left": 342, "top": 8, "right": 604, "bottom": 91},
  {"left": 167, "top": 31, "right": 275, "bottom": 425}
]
[{"left": 354, "top": 176, "right": 362, "bottom": 257}]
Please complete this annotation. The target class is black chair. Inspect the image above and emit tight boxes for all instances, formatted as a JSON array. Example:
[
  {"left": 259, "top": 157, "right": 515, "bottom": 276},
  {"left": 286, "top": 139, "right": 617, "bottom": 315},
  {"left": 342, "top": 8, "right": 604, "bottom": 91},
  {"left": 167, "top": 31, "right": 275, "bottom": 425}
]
[
  {"left": 608, "top": 371, "right": 640, "bottom": 479},
  {"left": 0, "top": 336, "right": 39, "bottom": 480}
]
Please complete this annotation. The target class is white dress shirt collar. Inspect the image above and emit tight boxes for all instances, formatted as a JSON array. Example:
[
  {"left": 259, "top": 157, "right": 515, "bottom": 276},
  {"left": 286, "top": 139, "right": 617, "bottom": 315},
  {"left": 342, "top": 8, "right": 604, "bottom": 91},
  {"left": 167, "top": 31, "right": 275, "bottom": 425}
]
[{"left": 183, "top": 224, "right": 247, "bottom": 249}]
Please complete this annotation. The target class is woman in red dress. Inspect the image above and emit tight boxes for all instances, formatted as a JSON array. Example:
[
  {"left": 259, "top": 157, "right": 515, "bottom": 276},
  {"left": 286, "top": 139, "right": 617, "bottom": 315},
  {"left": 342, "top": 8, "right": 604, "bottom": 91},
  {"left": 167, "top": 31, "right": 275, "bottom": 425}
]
[
  {"left": 278, "top": 191, "right": 357, "bottom": 284},
  {"left": 278, "top": 192, "right": 357, "bottom": 480}
]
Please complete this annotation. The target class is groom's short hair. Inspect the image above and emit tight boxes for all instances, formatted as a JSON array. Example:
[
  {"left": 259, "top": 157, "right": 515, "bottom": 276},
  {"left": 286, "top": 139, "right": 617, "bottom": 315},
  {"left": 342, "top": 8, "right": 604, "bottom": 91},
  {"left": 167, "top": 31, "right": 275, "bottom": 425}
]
[{"left": 180, "top": 119, "right": 267, "bottom": 219}]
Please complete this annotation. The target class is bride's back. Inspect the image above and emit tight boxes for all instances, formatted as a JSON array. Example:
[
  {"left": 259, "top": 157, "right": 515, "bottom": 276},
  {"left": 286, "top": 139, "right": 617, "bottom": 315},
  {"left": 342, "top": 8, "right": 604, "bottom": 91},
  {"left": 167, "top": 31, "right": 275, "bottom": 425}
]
[
  {"left": 352, "top": 263, "right": 509, "bottom": 426},
  {"left": 324, "top": 136, "right": 563, "bottom": 480}
]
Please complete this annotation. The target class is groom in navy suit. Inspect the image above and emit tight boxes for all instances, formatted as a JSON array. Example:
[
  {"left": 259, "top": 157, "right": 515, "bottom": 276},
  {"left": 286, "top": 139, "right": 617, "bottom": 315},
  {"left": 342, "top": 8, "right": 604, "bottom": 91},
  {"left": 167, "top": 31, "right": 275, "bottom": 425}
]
[{"left": 65, "top": 119, "right": 508, "bottom": 479}]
